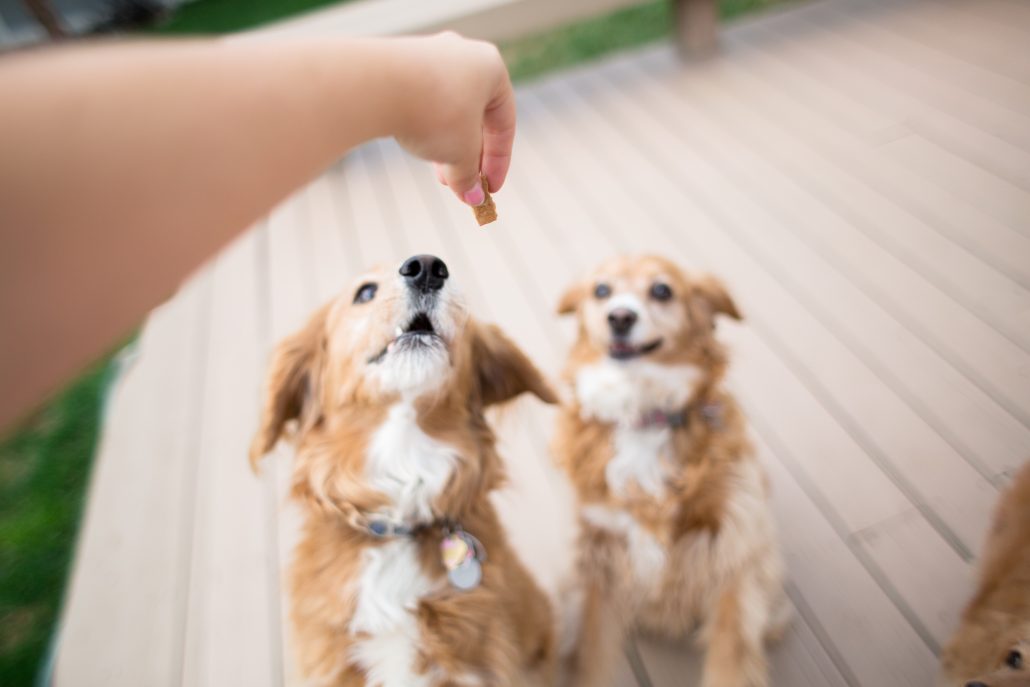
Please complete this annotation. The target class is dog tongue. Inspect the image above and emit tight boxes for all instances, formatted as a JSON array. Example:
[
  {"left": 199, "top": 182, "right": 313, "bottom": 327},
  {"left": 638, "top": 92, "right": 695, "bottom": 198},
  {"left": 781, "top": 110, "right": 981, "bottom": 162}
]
[{"left": 611, "top": 341, "right": 635, "bottom": 354}]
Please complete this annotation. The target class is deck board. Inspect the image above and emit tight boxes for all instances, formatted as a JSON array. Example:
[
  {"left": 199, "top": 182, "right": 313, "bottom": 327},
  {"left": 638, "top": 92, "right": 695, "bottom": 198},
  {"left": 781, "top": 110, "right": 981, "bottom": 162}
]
[
  {"left": 55, "top": 0, "right": 1030, "bottom": 684},
  {"left": 53, "top": 274, "right": 210, "bottom": 686}
]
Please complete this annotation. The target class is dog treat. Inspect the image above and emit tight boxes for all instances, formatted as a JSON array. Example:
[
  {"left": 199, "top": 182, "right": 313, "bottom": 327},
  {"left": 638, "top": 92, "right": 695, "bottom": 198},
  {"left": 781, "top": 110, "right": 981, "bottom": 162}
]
[{"left": 472, "top": 175, "right": 497, "bottom": 226}]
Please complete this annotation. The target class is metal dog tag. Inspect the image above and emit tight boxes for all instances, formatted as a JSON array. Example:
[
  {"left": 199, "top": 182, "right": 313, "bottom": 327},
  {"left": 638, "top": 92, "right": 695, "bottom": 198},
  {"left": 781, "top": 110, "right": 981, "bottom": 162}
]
[
  {"left": 447, "top": 557, "right": 483, "bottom": 590},
  {"left": 441, "top": 529, "right": 486, "bottom": 591}
]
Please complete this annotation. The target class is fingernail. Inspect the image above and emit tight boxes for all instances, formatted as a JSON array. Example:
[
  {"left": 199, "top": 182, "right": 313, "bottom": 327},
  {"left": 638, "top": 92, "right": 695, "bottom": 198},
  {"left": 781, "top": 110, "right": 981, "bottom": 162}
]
[{"left": 463, "top": 184, "right": 485, "bottom": 206}]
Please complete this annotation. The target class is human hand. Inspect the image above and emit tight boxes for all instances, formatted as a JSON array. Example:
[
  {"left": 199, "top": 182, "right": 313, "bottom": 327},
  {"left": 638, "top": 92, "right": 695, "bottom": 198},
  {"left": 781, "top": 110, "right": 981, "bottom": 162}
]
[{"left": 389, "top": 33, "right": 515, "bottom": 206}]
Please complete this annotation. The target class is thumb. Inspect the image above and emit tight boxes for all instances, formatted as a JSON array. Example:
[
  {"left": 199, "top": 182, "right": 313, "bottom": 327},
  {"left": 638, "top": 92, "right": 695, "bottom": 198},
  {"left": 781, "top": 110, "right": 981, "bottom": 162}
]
[{"left": 440, "top": 139, "right": 487, "bottom": 206}]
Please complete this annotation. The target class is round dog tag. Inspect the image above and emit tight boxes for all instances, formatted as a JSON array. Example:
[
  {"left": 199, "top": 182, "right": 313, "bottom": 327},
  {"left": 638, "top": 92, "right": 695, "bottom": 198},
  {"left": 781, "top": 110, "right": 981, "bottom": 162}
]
[
  {"left": 441, "top": 535, "right": 471, "bottom": 571},
  {"left": 447, "top": 557, "right": 482, "bottom": 590}
]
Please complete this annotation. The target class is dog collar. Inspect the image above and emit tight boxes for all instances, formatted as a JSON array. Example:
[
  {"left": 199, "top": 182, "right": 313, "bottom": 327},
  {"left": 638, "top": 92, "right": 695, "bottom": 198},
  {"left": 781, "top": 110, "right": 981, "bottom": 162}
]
[
  {"left": 346, "top": 512, "right": 487, "bottom": 591},
  {"left": 634, "top": 401, "right": 723, "bottom": 430}
]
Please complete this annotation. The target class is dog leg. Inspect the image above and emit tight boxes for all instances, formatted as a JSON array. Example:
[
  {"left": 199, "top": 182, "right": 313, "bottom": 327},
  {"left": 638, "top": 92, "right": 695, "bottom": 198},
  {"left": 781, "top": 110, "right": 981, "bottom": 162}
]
[
  {"left": 700, "top": 574, "right": 769, "bottom": 687},
  {"left": 568, "top": 580, "right": 626, "bottom": 687}
]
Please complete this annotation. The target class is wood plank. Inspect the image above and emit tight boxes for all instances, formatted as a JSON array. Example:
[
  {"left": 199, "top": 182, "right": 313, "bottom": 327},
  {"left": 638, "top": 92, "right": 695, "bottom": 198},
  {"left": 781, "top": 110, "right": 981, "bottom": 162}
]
[
  {"left": 687, "top": 36, "right": 1030, "bottom": 349},
  {"left": 338, "top": 144, "right": 405, "bottom": 267},
  {"left": 806, "top": 1, "right": 1030, "bottom": 151},
  {"left": 849, "top": 0, "right": 1030, "bottom": 86},
  {"left": 718, "top": 22, "right": 1030, "bottom": 291},
  {"left": 181, "top": 232, "right": 280, "bottom": 687},
  {"left": 878, "top": 132, "right": 1030, "bottom": 240},
  {"left": 263, "top": 190, "right": 323, "bottom": 687},
  {"left": 768, "top": 0, "right": 1030, "bottom": 115},
  {"left": 54, "top": 274, "right": 210, "bottom": 686},
  {"left": 754, "top": 431, "right": 939, "bottom": 685},
  {"left": 853, "top": 507, "right": 975, "bottom": 647}
]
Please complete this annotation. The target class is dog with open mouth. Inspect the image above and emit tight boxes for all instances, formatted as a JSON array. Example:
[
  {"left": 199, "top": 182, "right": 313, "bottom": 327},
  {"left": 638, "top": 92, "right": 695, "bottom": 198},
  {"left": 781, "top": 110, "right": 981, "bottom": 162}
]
[
  {"left": 553, "top": 255, "right": 789, "bottom": 687},
  {"left": 250, "top": 254, "right": 557, "bottom": 686}
]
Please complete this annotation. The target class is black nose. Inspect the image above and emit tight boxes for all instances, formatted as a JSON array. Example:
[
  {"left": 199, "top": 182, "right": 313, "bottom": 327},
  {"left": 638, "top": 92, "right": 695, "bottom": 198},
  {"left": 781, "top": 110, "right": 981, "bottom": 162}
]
[
  {"left": 966, "top": 682, "right": 989, "bottom": 687},
  {"left": 608, "top": 308, "right": 638, "bottom": 335},
  {"left": 400, "top": 254, "right": 448, "bottom": 292}
]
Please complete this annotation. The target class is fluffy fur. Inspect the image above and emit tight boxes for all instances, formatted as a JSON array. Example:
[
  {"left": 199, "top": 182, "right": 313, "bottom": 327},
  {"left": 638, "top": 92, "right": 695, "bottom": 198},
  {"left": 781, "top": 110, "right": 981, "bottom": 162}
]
[
  {"left": 554, "top": 255, "right": 789, "bottom": 687},
  {"left": 251, "top": 258, "right": 557, "bottom": 686},
  {"left": 939, "top": 462, "right": 1030, "bottom": 687}
]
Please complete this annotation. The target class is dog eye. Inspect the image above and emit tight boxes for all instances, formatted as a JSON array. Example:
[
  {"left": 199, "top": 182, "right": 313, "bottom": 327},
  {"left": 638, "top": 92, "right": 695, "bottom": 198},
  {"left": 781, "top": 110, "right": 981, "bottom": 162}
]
[
  {"left": 1006, "top": 649, "right": 1023, "bottom": 669},
  {"left": 650, "top": 282, "right": 673, "bottom": 301},
  {"left": 353, "top": 282, "right": 378, "bottom": 304},
  {"left": 594, "top": 283, "right": 611, "bottom": 299}
]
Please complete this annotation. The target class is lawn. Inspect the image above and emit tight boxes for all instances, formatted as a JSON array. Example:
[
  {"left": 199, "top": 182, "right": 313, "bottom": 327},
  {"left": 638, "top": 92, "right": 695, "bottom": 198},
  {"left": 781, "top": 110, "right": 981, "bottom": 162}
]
[
  {"left": 1, "top": 0, "right": 787, "bottom": 684},
  {"left": 0, "top": 355, "right": 120, "bottom": 686}
]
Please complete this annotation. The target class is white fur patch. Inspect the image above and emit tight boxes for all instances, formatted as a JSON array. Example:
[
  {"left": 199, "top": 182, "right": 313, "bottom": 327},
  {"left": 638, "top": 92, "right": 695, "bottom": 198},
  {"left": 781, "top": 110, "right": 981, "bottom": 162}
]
[
  {"left": 582, "top": 504, "right": 667, "bottom": 587},
  {"left": 607, "top": 427, "right": 670, "bottom": 498},
  {"left": 575, "top": 360, "right": 701, "bottom": 497},
  {"left": 349, "top": 401, "right": 459, "bottom": 685},
  {"left": 349, "top": 540, "right": 434, "bottom": 687},
  {"left": 366, "top": 401, "right": 457, "bottom": 522},
  {"left": 575, "top": 359, "right": 701, "bottom": 423}
]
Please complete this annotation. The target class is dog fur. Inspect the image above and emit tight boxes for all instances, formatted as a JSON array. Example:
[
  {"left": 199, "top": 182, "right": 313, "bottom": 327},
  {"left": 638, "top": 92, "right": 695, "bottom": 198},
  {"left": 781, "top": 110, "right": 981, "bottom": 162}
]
[
  {"left": 553, "top": 255, "right": 788, "bottom": 687},
  {"left": 251, "top": 258, "right": 556, "bottom": 687},
  {"left": 939, "top": 462, "right": 1030, "bottom": 687}
]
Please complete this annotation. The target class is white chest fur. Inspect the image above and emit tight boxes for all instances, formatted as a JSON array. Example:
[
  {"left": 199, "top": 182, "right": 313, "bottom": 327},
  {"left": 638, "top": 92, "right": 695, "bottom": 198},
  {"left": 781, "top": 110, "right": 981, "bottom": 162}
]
[
  {"left": 349, "top": 401, "right": 458, "bottom": 686},
  {"left": 575, "top": 360, "right": 700, "bottom": 498},
  {"left": 366, "top": 401, "right": 457, "bottom": 522}
]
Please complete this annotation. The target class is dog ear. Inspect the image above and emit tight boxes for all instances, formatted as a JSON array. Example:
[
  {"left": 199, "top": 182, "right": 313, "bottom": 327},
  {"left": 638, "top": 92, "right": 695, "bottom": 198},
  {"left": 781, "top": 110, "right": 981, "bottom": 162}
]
[
  {"left": 249, "top": 305, "right": 328, "bottom": 471},
  {"left": 472, "top": 323, "right": 558, "bottom": 407},
  {"left": 693, "top": 274, "right": 742, "bottom": 323},
  {"left": 557, "top": 281, "right": 586, "bottom": 316}
]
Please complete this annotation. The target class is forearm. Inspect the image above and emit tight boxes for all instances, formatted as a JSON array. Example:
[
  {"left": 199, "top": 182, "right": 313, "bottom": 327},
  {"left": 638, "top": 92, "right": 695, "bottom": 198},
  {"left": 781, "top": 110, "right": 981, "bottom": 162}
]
[{"left": 0, "top": 37, "right": 431, "bottom": 427}]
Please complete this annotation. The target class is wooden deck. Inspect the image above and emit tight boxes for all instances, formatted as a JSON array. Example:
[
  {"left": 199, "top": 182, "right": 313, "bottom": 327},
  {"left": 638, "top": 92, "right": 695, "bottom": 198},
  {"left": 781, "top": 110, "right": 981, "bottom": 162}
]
[{"left": 53, "top": 0, "right": 1030, "bottom": 684}]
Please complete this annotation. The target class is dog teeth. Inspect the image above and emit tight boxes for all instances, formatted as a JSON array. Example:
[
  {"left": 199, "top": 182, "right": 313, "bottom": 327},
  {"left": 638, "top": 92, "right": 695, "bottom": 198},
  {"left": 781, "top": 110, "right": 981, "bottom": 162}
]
[{"left": 395, "top": 326, "right": 404, "bottom": 338}]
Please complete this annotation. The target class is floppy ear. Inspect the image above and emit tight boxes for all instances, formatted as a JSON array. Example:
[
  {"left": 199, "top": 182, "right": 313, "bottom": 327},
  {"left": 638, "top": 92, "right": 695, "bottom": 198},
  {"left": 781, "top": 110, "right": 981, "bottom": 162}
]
[
  {"left": 472, "top": 323, "right": 558, "bottom": 407},
  {"left": 557, "top": 281, "right": 586, "bottom": 316},
  {"left": 249, "top": 306, "right": 328, "bottom": 471},
  {"left": 693, "top": 274, "right": 742, "bottom": 322}
]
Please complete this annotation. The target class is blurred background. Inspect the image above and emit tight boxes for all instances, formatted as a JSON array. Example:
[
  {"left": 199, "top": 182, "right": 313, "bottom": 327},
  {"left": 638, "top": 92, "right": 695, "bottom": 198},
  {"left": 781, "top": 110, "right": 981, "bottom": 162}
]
[{"left": 2, "top": 0, "right": 1027, "bottom": 686}]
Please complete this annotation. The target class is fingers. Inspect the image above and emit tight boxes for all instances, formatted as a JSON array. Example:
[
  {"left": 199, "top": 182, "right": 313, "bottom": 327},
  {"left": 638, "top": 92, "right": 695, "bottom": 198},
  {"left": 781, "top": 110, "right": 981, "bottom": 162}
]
[
  {"left": 440, "top": 162, "right": 486, "bottom": 206},
  {"left": 480, "top": 79, "right": 516, "bottom": 193},
  {"left": 439, "top": 130, "right": 487, "bottom": 205}
]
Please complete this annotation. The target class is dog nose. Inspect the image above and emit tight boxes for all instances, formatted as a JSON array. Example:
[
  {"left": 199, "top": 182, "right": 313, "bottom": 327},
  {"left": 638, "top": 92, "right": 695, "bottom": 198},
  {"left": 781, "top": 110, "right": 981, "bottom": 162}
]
[
  {"left": 608, "top": 308, "right": 637, "bottom": 335},
  {"left": 400, "top": 254, "right": 449, "bottom": 292}
]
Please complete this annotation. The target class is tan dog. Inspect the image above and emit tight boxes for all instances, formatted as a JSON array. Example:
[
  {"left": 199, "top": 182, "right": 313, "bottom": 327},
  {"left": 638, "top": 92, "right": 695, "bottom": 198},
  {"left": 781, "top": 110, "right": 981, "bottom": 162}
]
[
  {"left": 939, "top": 462, "right": 1030, "bottom": 687},
  {"left": 251, "top": 255, "right": 556, "bottom": 686},
  {"left": 553, "top": 255, "right": 789, "bottom": 687}
]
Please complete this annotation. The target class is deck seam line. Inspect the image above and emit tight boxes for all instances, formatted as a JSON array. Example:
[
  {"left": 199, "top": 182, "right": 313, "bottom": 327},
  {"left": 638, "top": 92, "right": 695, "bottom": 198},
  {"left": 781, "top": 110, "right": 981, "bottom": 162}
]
[
  {"left": 783, "top": 581, "right": 861, "bottom": 687},
  {"left": 172, "top": 275, "right": 214, "bottom": 687},
  {"left": 255, "top": 221, "right": 285, "bottom": 687}
]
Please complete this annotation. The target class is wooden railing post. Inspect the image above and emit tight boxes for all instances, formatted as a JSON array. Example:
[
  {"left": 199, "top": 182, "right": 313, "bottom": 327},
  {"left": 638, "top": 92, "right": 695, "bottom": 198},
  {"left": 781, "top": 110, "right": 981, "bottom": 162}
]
[{"left": 672, "top": 0, "right": 718, "bottom": 59}]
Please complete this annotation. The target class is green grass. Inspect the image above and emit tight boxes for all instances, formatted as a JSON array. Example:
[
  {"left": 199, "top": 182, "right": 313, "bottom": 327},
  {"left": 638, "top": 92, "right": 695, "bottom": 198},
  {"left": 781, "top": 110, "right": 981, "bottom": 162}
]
[
  {"left": 503, "top": 0, "right": 788, "bottom": 82},
  {"left": 0, "top": 355, "right": 118, "bottom": 687},
  {"left": 157, "top": 0, "right": 357, "bottom": 34}
]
